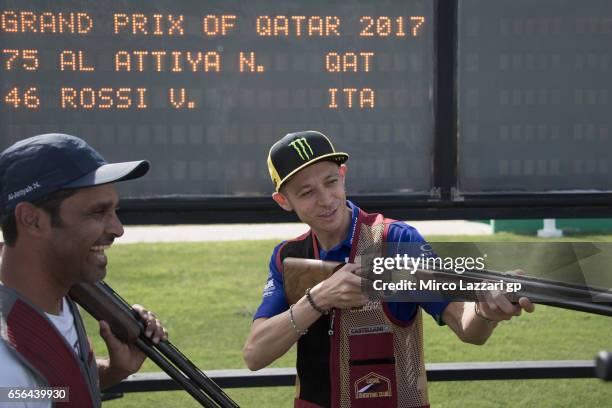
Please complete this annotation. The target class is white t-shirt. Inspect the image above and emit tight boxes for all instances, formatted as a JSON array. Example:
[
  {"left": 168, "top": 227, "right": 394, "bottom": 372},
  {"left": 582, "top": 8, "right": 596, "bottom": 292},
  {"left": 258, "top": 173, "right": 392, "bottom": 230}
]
[{"left": 0, "top": 297, "right": 79, "bottom": 408}]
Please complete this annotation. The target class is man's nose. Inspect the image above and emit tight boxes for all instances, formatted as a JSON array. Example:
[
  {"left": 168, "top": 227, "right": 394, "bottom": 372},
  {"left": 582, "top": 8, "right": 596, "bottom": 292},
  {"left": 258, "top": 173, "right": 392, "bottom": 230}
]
[
  {"left": 317, "top": 188, "right": 334, "bottom": 207},
  {"left": 107, "top": 211, "right": 124, "bottom": 238}
]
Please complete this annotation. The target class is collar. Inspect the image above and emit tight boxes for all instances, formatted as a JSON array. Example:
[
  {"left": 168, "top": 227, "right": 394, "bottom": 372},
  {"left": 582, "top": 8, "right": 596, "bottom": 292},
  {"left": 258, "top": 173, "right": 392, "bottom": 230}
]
[{"left": 344, "top": 200, "right": 360, "bottom": 247}]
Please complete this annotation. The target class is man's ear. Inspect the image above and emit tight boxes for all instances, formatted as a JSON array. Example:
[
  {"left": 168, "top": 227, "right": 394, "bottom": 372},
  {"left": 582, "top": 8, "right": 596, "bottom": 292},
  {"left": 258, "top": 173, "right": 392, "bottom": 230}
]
[
  {"left": 339, "top": 164, "right": 348, "bottom": 182},
  {"left": 13, "top": 202, "right": 49, "bottom": 239},
  {"left": 272, "top": 192, "right": 293, "bottom": 212}
]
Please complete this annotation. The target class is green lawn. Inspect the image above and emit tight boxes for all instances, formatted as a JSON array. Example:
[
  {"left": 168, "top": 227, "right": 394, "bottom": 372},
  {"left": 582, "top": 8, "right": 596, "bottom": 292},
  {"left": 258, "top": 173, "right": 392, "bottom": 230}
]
[{"left": 83, "top": 235, "right": 612, "bottom": 407}]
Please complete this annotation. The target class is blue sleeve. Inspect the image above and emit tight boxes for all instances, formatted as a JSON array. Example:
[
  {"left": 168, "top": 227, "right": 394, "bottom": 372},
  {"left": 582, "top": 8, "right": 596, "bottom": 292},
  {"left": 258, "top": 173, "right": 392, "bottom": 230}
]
[
  {"left": 384, "top": 222, "right": 449, "bottom": 326},
  {"left": 253, "top": 244, "right": 289, "bottom": 320}
]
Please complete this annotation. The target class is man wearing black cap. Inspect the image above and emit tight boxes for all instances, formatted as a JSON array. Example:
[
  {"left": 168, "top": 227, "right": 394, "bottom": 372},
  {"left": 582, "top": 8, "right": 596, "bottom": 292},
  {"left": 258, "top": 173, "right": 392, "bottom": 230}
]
[
  {"left": 0, "top": 134, "right": 167, "bottom": 407},
  {"left": 243, "top": 130, "right": 534, "bottom": 408}
]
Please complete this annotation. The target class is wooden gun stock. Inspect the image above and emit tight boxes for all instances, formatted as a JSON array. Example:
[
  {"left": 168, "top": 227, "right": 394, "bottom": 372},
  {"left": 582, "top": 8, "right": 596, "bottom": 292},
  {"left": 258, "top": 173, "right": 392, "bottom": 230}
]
[
  {"left": 69, "top": 282, "right": 141, "bottom": 343},
  {"left": 282, "top": 258, "right": 344, "bottom": 304}
]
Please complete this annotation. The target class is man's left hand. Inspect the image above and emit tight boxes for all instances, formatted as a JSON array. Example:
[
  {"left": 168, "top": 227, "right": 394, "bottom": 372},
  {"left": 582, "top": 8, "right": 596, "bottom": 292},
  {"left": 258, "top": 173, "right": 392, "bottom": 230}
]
[
  {"left": 476, "top": 270, "right": 535, "bottom": 322},
  {"left": 476, "top": 292, "right": 535, "bottom": 322},
  {"left": 99, "top": 304, "right": 168, "bottom": 379}
]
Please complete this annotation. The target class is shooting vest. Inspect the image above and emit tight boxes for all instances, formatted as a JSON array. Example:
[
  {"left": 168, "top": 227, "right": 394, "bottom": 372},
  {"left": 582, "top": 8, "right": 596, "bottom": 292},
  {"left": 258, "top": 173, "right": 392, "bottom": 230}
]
[
  {"left": 0, "top": 285, "right": 101, "bottom": 408},
  {"left": 278, "top": 209, "right": 429, "bottom": 408}
]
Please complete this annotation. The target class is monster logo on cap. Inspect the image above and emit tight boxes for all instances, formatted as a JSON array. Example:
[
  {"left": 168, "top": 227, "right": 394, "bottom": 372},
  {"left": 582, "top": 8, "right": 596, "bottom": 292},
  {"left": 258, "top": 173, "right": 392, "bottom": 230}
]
[{"left": 267, "top": 130, "right": 348, "bottom": 192}]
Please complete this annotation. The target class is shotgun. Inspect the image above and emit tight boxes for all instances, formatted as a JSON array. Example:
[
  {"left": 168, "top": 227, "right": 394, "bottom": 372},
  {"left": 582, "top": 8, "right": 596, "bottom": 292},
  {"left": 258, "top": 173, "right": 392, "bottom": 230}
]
[
  {"left": 282, "top": 257, "right": 612, "bottom": 317},
  {"left": 69, "top": 281, "right": 239, "bottom": 408}
]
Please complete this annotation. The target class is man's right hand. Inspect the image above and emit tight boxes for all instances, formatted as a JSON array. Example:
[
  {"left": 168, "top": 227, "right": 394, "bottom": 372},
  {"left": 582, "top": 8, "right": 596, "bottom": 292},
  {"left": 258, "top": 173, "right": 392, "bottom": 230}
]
[{"left": 310, "top": 263, "right": 369, "bottom": 310}]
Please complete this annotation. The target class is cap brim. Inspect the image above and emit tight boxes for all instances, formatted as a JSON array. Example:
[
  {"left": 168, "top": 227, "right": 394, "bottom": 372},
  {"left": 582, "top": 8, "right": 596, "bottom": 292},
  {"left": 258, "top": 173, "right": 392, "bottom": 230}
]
[
  {"left": 277, "top": 152, "right": 348, "bottom": 191},
  {"left": 64, "top": 160, "right": 150, "bottom": 188}
]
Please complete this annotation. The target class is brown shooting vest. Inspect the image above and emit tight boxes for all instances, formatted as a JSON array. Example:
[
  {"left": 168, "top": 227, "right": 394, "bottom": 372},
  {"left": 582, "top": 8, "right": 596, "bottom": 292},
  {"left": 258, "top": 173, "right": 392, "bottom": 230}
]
[
  {"left": 0, "top": 285, "right": 101, "bottom": 408},
  {"left": 279, "top": 209, "right": 429, "bottom": 408}
]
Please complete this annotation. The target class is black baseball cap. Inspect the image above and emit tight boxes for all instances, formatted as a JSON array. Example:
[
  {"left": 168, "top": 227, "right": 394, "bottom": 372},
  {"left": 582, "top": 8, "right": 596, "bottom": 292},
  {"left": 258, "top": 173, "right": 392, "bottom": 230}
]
[
  {"left": 0, "top": 133, "right": 149, "bottom": 213},
  {"left": 267, "top": 130, "right": 348, "bottom": 192}
]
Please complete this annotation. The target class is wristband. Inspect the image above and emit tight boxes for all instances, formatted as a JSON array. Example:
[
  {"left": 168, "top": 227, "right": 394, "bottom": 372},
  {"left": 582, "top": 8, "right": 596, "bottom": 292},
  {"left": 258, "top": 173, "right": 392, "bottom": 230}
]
[
  {"left": 289, "top": 304, "right": 308, "bottom": 336},
  {"left": 306, "top": 287, "right": 329, "bottom": 315}
]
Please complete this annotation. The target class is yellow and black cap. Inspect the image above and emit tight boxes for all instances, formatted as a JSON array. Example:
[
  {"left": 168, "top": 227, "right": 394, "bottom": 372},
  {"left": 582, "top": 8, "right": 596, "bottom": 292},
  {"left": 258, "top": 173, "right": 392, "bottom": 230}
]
[{"left": 267, "top": 130, "right": 348, "bottom": 192}]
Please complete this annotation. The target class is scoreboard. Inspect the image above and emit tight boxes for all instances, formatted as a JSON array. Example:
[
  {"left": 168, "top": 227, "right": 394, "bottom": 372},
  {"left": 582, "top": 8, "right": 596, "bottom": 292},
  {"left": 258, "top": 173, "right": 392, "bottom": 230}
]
[
  {"left": 458, "top": 0, "right": 612, "bottom": 193},
  {"left": 2, "top": 0, "right": 612, "bottom": 220},
  {"left": 0, "top": 0, "right": 434, "bottom": 199}
]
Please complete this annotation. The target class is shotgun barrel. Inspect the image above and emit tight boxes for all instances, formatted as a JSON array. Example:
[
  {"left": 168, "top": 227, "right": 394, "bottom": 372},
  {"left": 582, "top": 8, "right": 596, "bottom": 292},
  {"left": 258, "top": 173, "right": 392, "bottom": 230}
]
[
  {"left": 69, "top": 281, "right": 239, "bottom": 408},
  {"left": 282, "top": 257, "right": 612, "bottom": 317}
]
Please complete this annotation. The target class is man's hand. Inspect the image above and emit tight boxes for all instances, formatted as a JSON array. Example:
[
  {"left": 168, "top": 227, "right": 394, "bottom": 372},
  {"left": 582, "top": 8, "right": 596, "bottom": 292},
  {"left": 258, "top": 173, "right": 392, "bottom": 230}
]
[
  {"left": 444, "top": 270, "right": 535, "bottom": 345},
  {"left": 475, "top": 270, "right": 535, "bottom": 322},
  {"left": 98, "top": 304, "right": 168, "bottom": 389},
  {"left": 311, "top": 263, "right": 368, "bottom": 310},
  {"left": 475, "top": 292, "right": 535, "bottom": 322}
]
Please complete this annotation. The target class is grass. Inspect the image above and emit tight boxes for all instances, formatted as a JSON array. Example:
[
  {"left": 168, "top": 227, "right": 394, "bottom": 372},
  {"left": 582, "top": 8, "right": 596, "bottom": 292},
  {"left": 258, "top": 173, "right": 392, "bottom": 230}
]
[{"left": 80, "top": 235, "right": 612, "bottom": 407}]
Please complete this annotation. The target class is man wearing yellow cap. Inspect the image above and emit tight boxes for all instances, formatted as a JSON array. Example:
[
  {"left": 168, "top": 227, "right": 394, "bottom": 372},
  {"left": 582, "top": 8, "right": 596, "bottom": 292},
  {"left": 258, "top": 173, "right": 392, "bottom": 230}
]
[{"left": 243, "top": 130, "right": 534, "bottom": 408}]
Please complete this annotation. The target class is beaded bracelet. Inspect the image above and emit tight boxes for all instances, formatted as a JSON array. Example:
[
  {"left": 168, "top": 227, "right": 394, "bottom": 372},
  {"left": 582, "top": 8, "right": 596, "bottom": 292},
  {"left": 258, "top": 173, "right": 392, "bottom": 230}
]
[
  {"left": 289, "top": 304, "right": 308, "bottom": 336},
  {"left": 305, "top": 287, "right": 329, "bottom": 315}
]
